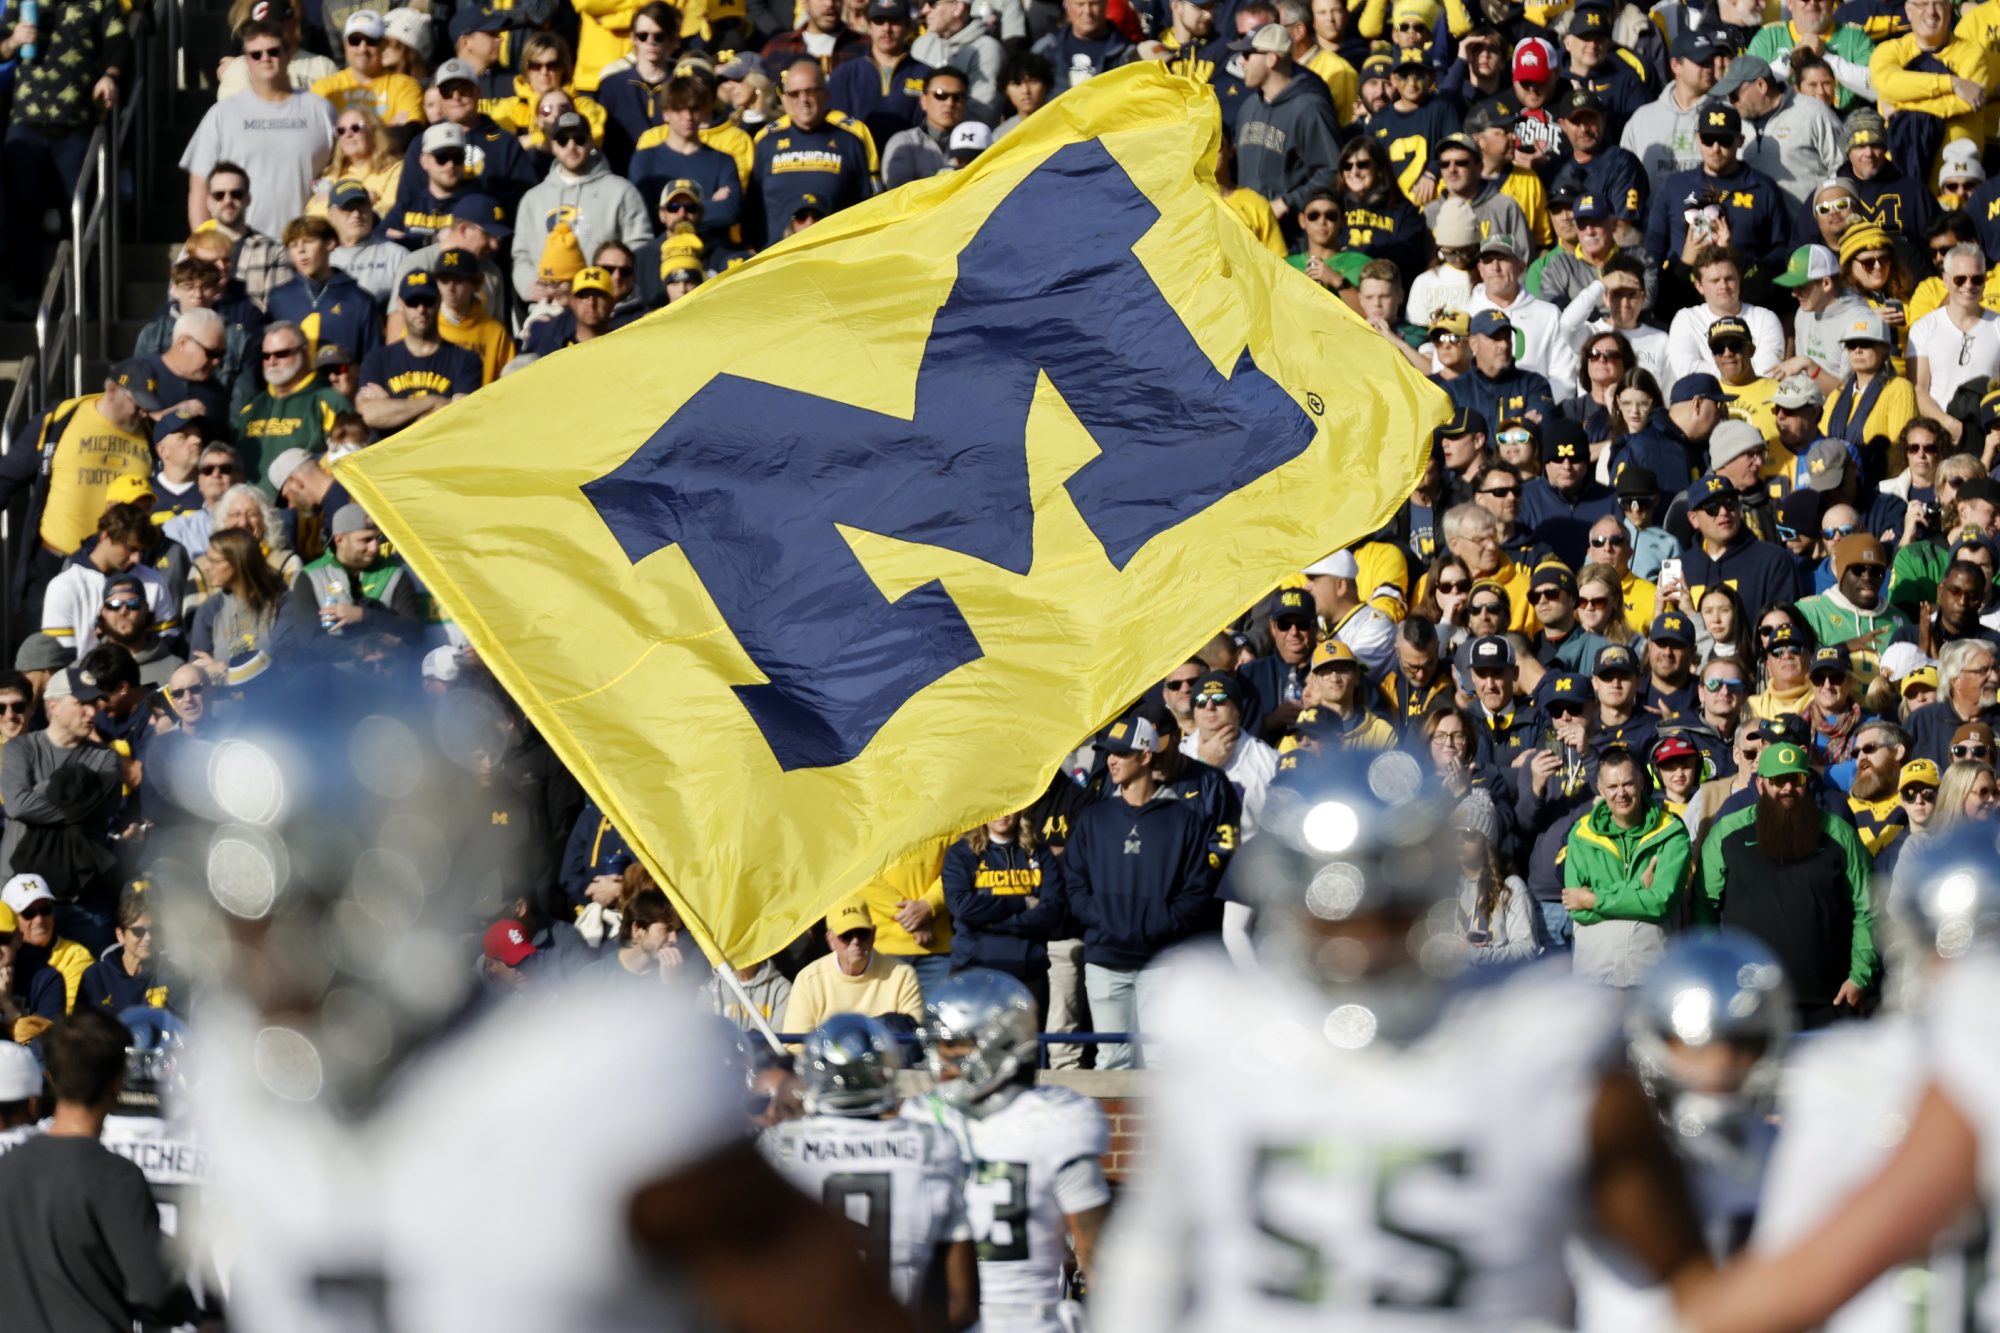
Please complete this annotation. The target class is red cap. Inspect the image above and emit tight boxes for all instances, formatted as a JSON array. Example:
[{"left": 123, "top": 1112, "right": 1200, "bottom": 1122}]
[
  {"left": 1513, "top": 36, "right": 1556, "bottom": 83},
  {"left": 1652, "top": 736, "right": 1697, "bottom": 763},
  {"left": 482, "top": 920, "right": 536, "bottom": 967}
]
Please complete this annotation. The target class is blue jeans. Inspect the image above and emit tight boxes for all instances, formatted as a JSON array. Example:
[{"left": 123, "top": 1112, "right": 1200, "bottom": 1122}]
[
  {"left": 1537, "top": 898, "right": 1574, "bottom": 952},
  {"left": 1083, "top": 961, "right": 1165, "bottom": 1070},
  {"left": 883, "top": 952, "right": 952, "bottom": 1002}
]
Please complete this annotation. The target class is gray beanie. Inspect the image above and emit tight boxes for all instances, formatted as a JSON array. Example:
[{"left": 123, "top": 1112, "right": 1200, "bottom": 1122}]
[{"left": 1453, "top": 789, "right": 1500, "bottom": 843}]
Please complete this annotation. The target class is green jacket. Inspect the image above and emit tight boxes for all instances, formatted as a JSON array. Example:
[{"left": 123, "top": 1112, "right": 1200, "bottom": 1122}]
[
  {"left": 1562, "top": 798, "right": 1691, "bottom": 927},
  {"left": 1698, "top": 803, "right": 1875, "bottom": 990},
  {"left": 235, "top": 375, "right": 351, "bottom": 495},
  {"left": 1797, "top": 589, "right": 1908, "bottom": 688}
]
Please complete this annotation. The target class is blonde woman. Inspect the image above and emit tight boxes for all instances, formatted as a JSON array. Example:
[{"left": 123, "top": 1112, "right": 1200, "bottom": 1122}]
[
  {"left": 1575, "top": 563, "right": 1635, "bottom": 646},
  {"left": 493, "top": 33, "right": 608, "bottom": 149},
  {"left": 307, "top": 105, "right": 404, "bottom": 217}
]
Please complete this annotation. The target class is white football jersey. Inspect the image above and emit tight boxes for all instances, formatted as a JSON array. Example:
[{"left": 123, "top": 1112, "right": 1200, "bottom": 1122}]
[
  {"left": 1927, "top": 956, "right": 2000, "bottom": 1330},
  {"left": 761, "top": 1110, "right": 973, "bottom": 1310},
  {"left": 916, "top": 1085, "right": 1111, "bottom": 1331},
  {"left": 189, "top": 980, "right": 745, "bottom": 1333},
  {"left": 102, "top": 1112, "right": 208, "bottom": 1238},
  {"left": 1095, "top": 948, "right": 1623, "bottom": 1333},
  {"left": 1754, "top": 1011, "right": 1980, "bottom": 1333}
]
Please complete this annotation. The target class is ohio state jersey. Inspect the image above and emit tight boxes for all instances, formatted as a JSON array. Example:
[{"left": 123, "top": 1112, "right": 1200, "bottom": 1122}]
[
  {"left": 1096, "top": 947, "right": 1623, "bottom": 1332},
  {"left": 761, "top": 1109, "right": 973, "bottom": 1311}
]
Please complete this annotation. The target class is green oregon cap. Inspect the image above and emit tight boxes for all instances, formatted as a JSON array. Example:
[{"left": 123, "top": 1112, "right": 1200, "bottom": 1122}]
[{"left": 1757, "top": 742, "right": 1810, "bottom": 779}]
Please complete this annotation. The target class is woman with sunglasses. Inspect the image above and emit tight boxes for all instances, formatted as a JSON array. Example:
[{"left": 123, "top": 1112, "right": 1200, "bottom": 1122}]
[
  {"left": 1414, "top": 554, "right": 1475, "bottom": 651},
  {"left": 307, "top": 106, "right": 404, "bottom": 218},
  {"left": 1575, "top": 562, "right": 1636, "bottom": 646},
  {"left": 1286, "top": 187, "right": 1358, "bottom": 294},
  {"left": 1820, "top": 310, "right": 1915, "bottom": 457},
  {"left": 1749, "top": 619, "right": 1817, "bottom": 721},
  {"left": 493, "top": 33, "right": 609, "bottom": 150},
  {"left": 1924, "top": 755, "right": 1999, "bottom": 840},
  {"left": 1570, "top": 330, "right": 1635, "bottom": 446},
  {"left": 1838, "top": 223, "right": 1914, "bottom": 366},
  {"left": 78, "top": 892, "right": 168, "bottom": 1014},
  {"left": 1331, "top": 138, "right": 1427, "bottom": 281},
  {"left": 1876, "top": 412, "right": 1942, "bottom": 511}
]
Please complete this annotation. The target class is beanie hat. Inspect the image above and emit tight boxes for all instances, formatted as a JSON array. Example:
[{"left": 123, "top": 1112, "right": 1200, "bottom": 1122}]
[
  {"left": 1837, "top": 223, "right": 1893, "bottom": 269},
  {"left": 538, "top": 223, "right": 586, "bottom": 284},
  {"left": 1453, "top": 789, "right": 1500, "bottom": 843},
  {"left": 1433, "top": 198, "right": 1478, "bottom": 250}
]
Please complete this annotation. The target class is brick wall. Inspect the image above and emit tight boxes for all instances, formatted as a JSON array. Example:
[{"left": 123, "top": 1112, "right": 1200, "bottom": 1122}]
[{"left": 1041, "top": 1070, "right": 1147, "bottom": 1181}]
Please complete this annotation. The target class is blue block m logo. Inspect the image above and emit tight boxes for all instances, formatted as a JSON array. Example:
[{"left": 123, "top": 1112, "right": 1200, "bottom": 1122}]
[{"left": 584, "top": 140, "right": 1316, "bottom": 771}]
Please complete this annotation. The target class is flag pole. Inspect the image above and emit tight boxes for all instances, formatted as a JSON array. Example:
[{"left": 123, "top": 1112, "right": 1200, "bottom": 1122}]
[{"left": 713, "top": 960, "right": 787, "bottom": 1055}]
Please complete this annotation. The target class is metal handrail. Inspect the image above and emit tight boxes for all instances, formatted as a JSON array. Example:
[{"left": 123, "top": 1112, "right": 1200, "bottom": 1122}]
[
  {"left": 0, "top": 353, "right": 35, "bottom": 650},
  {"left": 33, "top": 240, "right": 76, "bottom": 409}
]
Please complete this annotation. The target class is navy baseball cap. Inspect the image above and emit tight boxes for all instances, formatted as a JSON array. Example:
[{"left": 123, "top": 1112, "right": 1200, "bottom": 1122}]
[
  {"left": 1685, "top": 472, "right": 1737, "bottom": 510},
  {"left": 150, "top": 405, "right": 213, "bottom": 445},
  {"left": 434, "top": 247, "right": 479, "bottom": 279},
  {"left": 1572, "top": 192, "right": 1611, "bottom": 222},
  {"left": 448, "top": 193, "right": 511, "bottom": 237},
  {"left": 1271, "top": 587, "right": 1314, "bottom": 626},
  {"left": 1810, "top": 645, "right": 1852, "bottom": 678},
  {"left": 1468, "top": 309, "right": 1513, "bottom": 339},
  {"left": 1545, "top": 671, "right": 1590, "bottom": 705},
  {"left": 1671, "top": 373, "right": 1734, "bottom": 405},
  {"left": 1650, "top": 612, "right": 1695, "bottom": 646},
  {"left": 448, "top": 5, "right": 508, "bottom": 38},
  {"left": 1592, "top": 643, "right": 1637, "bottom": 676},
  {"left": 328, "top": 178, "right": 373, "bottom": 210},
  {"left": 1192, "top": 671, "right": 1248, "bottom": 711},
  {"left": 108, "top": 359, "right": 165, "bottom": 412},
  {"left": 1671, "top": 29, "right": 1717, "bottom": 61},
  {"left": 1436, "top": 403, "right": 1488, "bottom": 440},
  {"left": 398, "top": 269, "right": 441, "bottom": 304}
]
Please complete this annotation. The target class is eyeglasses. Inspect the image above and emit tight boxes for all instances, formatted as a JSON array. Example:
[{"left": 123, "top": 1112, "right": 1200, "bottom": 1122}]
[
  {"left": 1823, "top": 523, "right": 1857, "bottom": 539},
  {"left": 929, "top": 88, "right": 967, "bottom": 101},
  {"left": 174, "top": 683, "right": 205, "bottom": 697},
  {"left": 1164, "top": 678, "right": 1199, "bottom": 691},
  {"left": 633, "top": 28, "right": 667, "bottom": 41},
  {"left": 346, "top": 32, "right": 379, "bottom": 45},
  {"left": 1603, "top": 285, "right": 1643, "bottom": 301},
  {"left": 430, "top": 148, "right": 465, "bottom": 164},
  {"left": 1702, "top": 676, "right": 1746, "bottom": 692},
  {"left": 1903, "top": 786, "right": 1938, "bottom": 802},
  {"left": 1395, "top": 20, "right": 1427, "bottom": 29},
  {"left": 1814, "top": 198, "right": 1853, "bottom": 215},
  {"left": 102, "top": 598, "right": 145, "bottom": 612},
  {"left": 1469, "top": 601, "right": 1506, "bottom": 616},
  {"left": 402, "top": 294, "right": 440, "bottom": 308},
  {"left": 1589, "top": 532, "right": 1628, "bottom": 548},
  {"left": 1855, "top": 742, "right": 1891, "bottom": 756},
  {"left": 1952, "top": 743, "right": 1992, "bottom": 759},
  {"left": 1301, "top": 209, "right": 1337, "bottom": 221},
  {"left": 1439, "top": 157, "right": 1474, "bottom": 171},
  {"left": 1622, "top": 494, "right": 1655, "bottom": 508},
  {"left": 1548, "top": 702, "right": 1586, "bottom": 718},
  {"left": 1776, "top": 523, "right": 1799, "bottom": 541},
  {"left": 783, "top": 86, "right": 825, "bottom": 97},
  {"left": 1436, "top": 579, "right": 1469, "bottom": 594},
  {"left": 188, "top": 339, "right": 226, "bottom": 363},
  {"left": 1479, "top": 484, "right": 1520, "bottom": 499},
  {"left": 210, "top": 187, "right": 247, "bottom": 201},
  {"left": 527, "top": 59, "right": 564, "bottom": 72},
  {"left": 262, "top": 346, "right": 304, "bottom": 360},
  {"left": 244, "top": 45, "right": 284, "bottom": 61},
  {"left": 1709, "top": 340, "right": 1748, "bottom": 355},
  {"left": 201, "top": 463, "right": 238, "bottom": 475},
  {"left": 663, "top": 200, "right": 699, "bottom": 215},
  {"left": 1849, "top": 564, "right": 1885, "bottom": 579}
]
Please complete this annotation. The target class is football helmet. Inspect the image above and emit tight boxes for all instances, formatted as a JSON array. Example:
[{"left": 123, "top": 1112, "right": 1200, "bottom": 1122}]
[
  {"left": 1628, "top": 930, "right": 1791, "bottom": 1173},
  {"left": 920, "top": 969, "right": 1038, "bottom": 1116},
  {"left": 1883, "top": 822, "right": 2000, "bottom": 1012},
  {"left": 800, "top": 1014, "right": 904, "bottom": 1118},
  {"left": 117, "top": 1007, "right": 189, "bottom": 1117},
  {"left": 1223, "top": 750, "right": 1464, "bottom": 1047}
]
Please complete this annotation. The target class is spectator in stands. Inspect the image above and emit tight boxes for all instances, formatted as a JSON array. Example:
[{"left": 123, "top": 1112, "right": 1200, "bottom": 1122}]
[
  {"left": 212, "top": 0, "right": 333, "bottom": 98},
  {"left": 1912, "top": 244, "right": 2000, "bottom": 441},
  {"left": 941, "top": 812, "right": 1067, "bottom": 1018},
  {"left": 235, "top": 321, "right": 349, "bottom": 485},
  {"left": 510, "top": 111, "right": 650, "bottom": 301},
  {"left": 146, "top": 410, "right": 210, "bottom": 522},
  {"left": 385, "top": 122, "right": 473, "bottom": 247},
  {"left": 1239, "top": 587, "right": 1316, "bottom": 734},
  {"left": 829, "top": 0, "right": 929, "bottom": 150},
  {"left": 393, "top": 193, "right": 512, "bottom": 318},
  {"left": 143, "top": 309, "right": 232, "bottom": 423},
  {"left": 433, "top": 250, "right": 515, "bottom": 385},
  {"left": 594, "top": 3, "right": 686, "bottom": 168},
  {"left": 40, "top": 505, "right": 175, "bottom": 657},
  {"left": 1562, "top": 746, "right": 1690, "bottom": 986},
  {"left": 1230, "top": 23, "right": 1341, "bottom": 229},
  {"left": 182, "top": 19, "right": 336, "bottom": 244},
  {"left": 1, "top": 669, "right": 126, "bottom": 954},
  {"left": 182, "top": 165, "right": 294, "bottom": 312},
  {"left": 1066, "top": 715, "right": 1210, "bottom": 1069},
  {"left": 1718, "top": 54, "right": 1843, "bottom": 205},
  {"left": 494, "top": 33, "right": 609, "bottom": 150},
  {"left": 313, "top": 9, "right": 422, "bottom": 126},
  {"left": 77, "top": 892, "right": 163, "bottom": 1014},
  {"left": 268, "top": 216, "right": 384, "bottom": 365},
  {"left": 882, "top": 67, "right": 972, "bottom": 187},
  {"left": 748, "top": 59, "right": 873, "bottom": 247},
  {"left": 355, "top": 273, "right": 482, "bottom": 436},
  {"left": 761, "top": 0, "right": 866, "bottom": 70},
  {"left": 309, "top": 108, "right": 404, "bottom": 220},
  {"left": 417, "top": 60, "right": 538, "bottom": 210},
  {"left": 325, "top": 181, "right": 403, "bottom": 303},
  {"left": 1869, "top": 0, "right": 1988, "bottom": 165},
  {"left": 779, "top": 897, "right": 925, "bottom": 1035},
  {"left": 628, "top": 79, "right": 745, "bottom": 241},
  {"left": 289, "top": 504, "right": 423, "bottom": 644},
  {"left": 1699, "top": 739, "right": 1873, "bottom": 1027},
  {"left": 1905, "top": 637, "right": 2000, "bottom": 765},
  {"left": 913, "top": 0, "right": 1004, "bottom": 124},
  {"left": 189, "top": 527, "right": 292, "bottom": 669}
]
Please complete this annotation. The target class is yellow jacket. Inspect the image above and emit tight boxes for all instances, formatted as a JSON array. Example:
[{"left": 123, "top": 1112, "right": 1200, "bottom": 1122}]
[
  {"left": 1302, "top": 47, "right": 1359, "bottom": 126},
  {"left": 306, "top": 159, "right": 404, "bottom": 219},
  {"left": 1500, "top": 169, "right": 1553, "bottom": 249},
  {"left": 780, "top": 950, "right": 925, "bottom": 1039},
  {"left": 854, "top": 844, "right": 953, "bottom": 957},
  {"left": 571, "top": 0, "right": 645, "bottom": 91},
  {"left": 1871, "top": 35, "right": 1993, "bottom": 150},
  {"left": 1821, "top": 373, "right": 1917, "bottom": 450},
  {"left": 491, "top": 78, "right": 610, "bottom": 147},
  {"left": 1620, "top": 570, "right": 1657, "bottom": 634},
  {"left": 44, "top": 937, "right": 93, "bottom": 1013}
]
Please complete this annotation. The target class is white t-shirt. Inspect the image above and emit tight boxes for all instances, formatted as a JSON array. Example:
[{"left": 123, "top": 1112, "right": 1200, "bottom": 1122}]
[
  {"left": 1908, "top": 307, "right": 2000, "bottom": 417},
  {"left": 40, "top": 560, "right": 177, "bottom": 654},
  {"left": 1663, "top": 302, "right": 1785, "bottom": 393},
  {"left": 180, "top": 88, "right": 337, "bottom": 241}
]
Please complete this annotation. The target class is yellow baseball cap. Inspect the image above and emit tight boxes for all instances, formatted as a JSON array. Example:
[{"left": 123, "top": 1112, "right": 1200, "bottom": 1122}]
[
  {"left": 107, "top": 475, "right": 156, "bottom": 507},
  {"left": 825, "top": 897, "right": 873, "bottom": 934},
  {"left": 1311, "top": 639, "right": 1358, "bottom": 670},
  {"left": 0, "top": 902, "right": 15, "bottom": 933},
  {"left": 1900, "top": 759, "right": 1940, "bottom": 790}
]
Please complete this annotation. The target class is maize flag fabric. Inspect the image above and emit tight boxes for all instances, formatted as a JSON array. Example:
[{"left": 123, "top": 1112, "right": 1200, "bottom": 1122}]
[{"left": 338, "top": 62, "right": 1449, "bottom": 967}]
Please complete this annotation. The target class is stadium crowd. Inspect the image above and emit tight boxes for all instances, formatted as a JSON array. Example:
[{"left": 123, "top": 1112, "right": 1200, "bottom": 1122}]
[{"left": 7, "top": 0, "right": 2000, "bottom": 1321}]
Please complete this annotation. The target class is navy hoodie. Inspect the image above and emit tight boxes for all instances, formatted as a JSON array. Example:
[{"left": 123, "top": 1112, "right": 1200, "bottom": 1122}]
[
  {"left": 1065, "top": 791, "right": 1213, "bottom": 971},
  {"left": 1680, "top": 529, "right": 1806, "bottom": 620},
  {"left": 79, "top": 946, "right": 163, "bottom": 1013},
  {"left": 942, "top": 838, "right": 1070, "bottom": 976}
]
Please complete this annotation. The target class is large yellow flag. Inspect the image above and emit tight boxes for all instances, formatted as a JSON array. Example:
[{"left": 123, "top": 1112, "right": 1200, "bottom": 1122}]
[{"left": 339, "top": 63, "right": 1449, "bottom": 967}]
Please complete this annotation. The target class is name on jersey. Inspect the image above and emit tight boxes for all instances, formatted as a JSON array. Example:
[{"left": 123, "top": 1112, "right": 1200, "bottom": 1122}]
[
  {"left": 243, "top": 416, "right": 307, "bottom": 439},
  {"left": 771, "top": 149, "right": 848, "bottom": 174},
  {"left": 800, "top": 1134, "right": 922, "bottom": 1163},
  {"left": 385, "top": 370, "right": 456, "bottom": 397},
  {"left": 106, "top": 1136, "right": 209, "bottom": 1182},
  {"left": 973, "top": 867, "right": 1040, "bottom": 894}
]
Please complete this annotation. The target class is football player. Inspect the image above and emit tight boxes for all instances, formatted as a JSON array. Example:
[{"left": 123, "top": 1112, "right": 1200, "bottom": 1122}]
[
  {"left": 1686, "top": 824, "right": 2000, "bottom": 1333},
  {"left": 1092, "top": 751, "right": 1714, "bottom": 1331},
  {"left": 763, "top": 1013, "right": 981, "bottom": 1331},
  {"left": 1572, "top": 931, "right": 1793, "bottom": 1330},
  {"left": 163, "top": 671, "right": 913, "bottom": 1333},
  {"left": 916, "top": 969, "right": 1110, "bottom": 1332}
]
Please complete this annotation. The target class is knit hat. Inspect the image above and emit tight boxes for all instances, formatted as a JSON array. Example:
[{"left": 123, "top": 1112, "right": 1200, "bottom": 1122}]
[
  {"left": 1433, "top": 198, "right": 1477, "bottom": 250},
  {"left": 1453, "top": 789, "right": 1500, "bottom": 843},
  {"left": 1837, "top": 223, "right": 1893, "bottom": 269},
  {"left": 538, "top": 223, "right": 586, "bottom": 284},
  {"left": 1843, "top": 108, "right": 1887, "bottom": 152}
]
